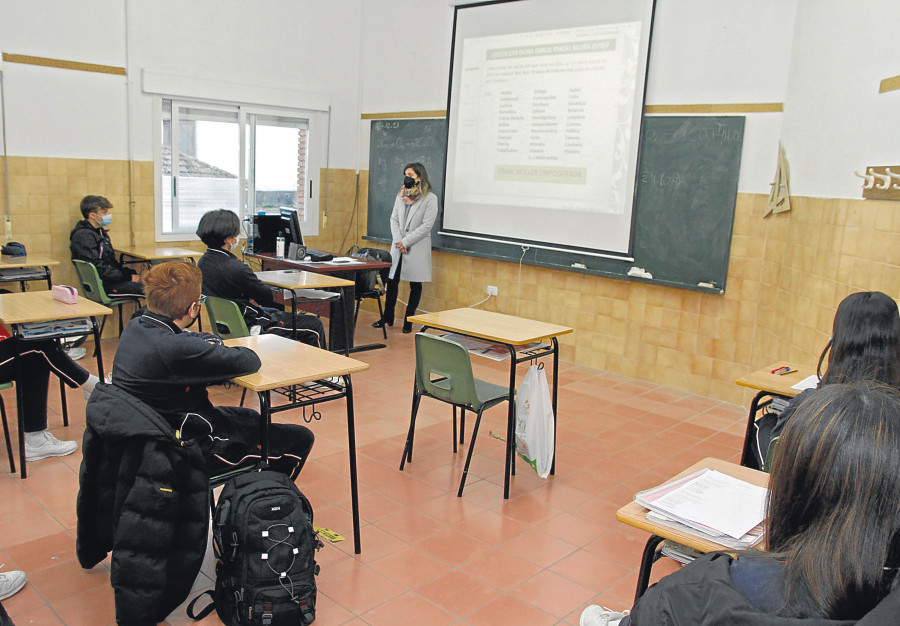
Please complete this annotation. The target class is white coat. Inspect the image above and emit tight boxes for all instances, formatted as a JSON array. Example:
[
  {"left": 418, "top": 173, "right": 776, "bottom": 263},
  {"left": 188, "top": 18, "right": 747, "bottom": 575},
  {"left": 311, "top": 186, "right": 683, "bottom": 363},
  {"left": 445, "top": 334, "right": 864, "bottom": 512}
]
[{"left": 389, "top": 191, "right": 439, "bottom": 283}]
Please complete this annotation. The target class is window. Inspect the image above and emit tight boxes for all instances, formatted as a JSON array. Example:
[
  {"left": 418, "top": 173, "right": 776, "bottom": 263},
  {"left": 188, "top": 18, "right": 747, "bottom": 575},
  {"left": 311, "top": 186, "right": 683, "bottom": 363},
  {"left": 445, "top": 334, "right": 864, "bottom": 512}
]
[{"left": 158, "top": 99, "right": 317, "bottom": 240}]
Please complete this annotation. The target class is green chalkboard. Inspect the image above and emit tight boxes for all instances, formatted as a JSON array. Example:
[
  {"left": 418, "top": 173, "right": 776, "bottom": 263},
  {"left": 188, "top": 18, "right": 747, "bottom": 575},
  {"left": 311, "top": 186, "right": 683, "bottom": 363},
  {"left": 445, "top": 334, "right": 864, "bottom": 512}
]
[
  {"left": 367, "top": 119, "right": 446, "bottom": 243},
  {"left": 366, "top": 116, "right": 745, "bottom": 293}
]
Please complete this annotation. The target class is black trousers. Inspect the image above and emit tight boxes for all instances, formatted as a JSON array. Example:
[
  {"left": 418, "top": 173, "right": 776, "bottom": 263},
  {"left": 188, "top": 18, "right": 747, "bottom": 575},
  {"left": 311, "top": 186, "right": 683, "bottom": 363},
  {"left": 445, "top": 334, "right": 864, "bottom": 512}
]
[
  {"left": 383, "top": 255, "right": 422, "bottom": 324},
  {"left": 182, "top": 406, "right": 315, "bottom": 478},
  {"left": 0, "top": 337, "right": 90, "bottom": 432}
]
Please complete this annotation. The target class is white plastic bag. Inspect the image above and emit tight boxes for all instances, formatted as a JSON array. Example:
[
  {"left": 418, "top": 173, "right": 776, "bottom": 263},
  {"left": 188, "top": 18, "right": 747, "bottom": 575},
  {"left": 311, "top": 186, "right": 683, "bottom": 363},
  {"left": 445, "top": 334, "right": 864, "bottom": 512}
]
[{"left": 515, "top": 364, "right": 555, "bottom": 479}]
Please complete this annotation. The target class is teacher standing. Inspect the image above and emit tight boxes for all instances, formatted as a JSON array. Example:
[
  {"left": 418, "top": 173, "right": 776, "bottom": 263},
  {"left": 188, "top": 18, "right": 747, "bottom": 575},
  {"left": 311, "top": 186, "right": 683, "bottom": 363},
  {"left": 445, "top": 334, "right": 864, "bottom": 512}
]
[{"left": 373, "top": 162, "right": 439, "bottom": 333}]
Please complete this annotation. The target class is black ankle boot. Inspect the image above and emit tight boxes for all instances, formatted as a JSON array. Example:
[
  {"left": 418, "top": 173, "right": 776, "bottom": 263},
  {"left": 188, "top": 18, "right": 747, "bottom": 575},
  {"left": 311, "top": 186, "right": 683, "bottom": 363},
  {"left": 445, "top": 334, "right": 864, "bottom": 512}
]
[
  {"left": 372, "top": 318, "right": 393, "bottom": 329},
  {"left": 402, "top": 321, "right": 413, "bottom": 333}
]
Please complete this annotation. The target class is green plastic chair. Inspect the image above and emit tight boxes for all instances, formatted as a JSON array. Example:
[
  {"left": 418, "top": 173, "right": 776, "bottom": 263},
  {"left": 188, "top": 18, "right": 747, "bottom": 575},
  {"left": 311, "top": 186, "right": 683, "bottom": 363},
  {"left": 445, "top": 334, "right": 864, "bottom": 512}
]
[
  {"left": 72, "top": 259, "right": 144, "bottom": 337},
  {"left": 204, "top": 296, "right": 251, "bottom": 339},
  {"left": 399, "top": 332, "right": 512, "bottom": 497}
]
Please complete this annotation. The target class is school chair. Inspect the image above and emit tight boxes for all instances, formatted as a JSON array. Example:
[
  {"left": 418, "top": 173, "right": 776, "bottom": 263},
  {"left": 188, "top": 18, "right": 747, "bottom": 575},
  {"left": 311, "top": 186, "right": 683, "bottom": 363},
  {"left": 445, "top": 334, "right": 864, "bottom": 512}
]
[
  {"left": 399, "top": 332, "right": 512, "bottom": 497},
  {"left": 348, "top": 246, "right": 391, "bottom": 339},
  {"left": 203, "top": 296, "right": 250, "bottom": 407},
  {"left": 72, "top": 260, "right": 145, "bottom": 339}
]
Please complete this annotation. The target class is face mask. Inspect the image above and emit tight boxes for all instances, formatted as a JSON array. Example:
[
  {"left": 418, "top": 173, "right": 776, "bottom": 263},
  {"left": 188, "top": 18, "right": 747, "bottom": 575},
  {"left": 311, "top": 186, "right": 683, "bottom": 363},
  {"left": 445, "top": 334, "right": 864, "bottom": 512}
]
[
  {"left": 403, "top": 176, "right": 416, "bottom": 189},
  {"left": 99, "top": 214, "right": 113, "bottom": 227}
]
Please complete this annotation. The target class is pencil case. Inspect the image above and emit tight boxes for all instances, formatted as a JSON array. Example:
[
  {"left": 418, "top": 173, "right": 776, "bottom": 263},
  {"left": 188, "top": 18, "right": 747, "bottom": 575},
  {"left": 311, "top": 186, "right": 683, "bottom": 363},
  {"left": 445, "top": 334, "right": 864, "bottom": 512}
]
[{"left": 52, "top": 285, "right": 79, "bottom": 304}]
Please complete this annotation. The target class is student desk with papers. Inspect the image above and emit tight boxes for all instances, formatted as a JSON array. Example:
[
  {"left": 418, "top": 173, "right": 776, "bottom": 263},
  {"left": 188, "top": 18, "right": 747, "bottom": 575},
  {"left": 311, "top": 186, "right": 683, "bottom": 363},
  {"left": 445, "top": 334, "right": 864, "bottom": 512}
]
[
  {"left": 617, "top": 457, "right": 769, "bottom": 602},
  {"left": 735, "top": 361, "right": 816, "bottom": 467},
  {"left": 245, "top": 252, "right": 392, "bottom": 353},
  {"left": 406, "top": 308, "right": 573, "bottom": 499},
  {"left": 0, "top": 291, "right": 112, "bottom": 478},
  {"left": 0, "top": 255, "right": 60, "bottom": 291},
  {"left": 255, "top": 270, "right": 354, "bottom": 354},
  {"left": 223, "top": 334, "right": 370, "bottom": 553}
]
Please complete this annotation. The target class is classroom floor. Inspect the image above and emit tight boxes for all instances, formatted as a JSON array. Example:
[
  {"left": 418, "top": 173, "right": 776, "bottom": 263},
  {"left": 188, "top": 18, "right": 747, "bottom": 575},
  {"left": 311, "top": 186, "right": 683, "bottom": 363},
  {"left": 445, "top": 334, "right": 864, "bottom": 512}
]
[{"left": 0, "top": 313, "right": 747, "bottom": 625}]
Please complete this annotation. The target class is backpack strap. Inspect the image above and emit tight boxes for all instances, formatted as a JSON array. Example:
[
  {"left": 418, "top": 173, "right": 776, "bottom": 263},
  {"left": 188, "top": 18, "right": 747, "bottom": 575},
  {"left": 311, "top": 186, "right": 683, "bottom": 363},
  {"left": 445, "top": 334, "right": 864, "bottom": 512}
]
[{"left": 186, "top": 589, "right": 217, "bottom": 621}]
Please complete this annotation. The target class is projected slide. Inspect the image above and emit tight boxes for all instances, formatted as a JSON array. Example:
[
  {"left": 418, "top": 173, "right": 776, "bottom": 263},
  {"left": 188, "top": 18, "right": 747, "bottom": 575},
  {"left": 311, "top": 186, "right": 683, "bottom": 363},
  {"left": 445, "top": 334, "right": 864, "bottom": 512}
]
[
  {"left": 452, "top": 23, "right": 641, "bottom": 215},
  {"left": 442, "top": 0, "right": 654, "bottom": 257}
]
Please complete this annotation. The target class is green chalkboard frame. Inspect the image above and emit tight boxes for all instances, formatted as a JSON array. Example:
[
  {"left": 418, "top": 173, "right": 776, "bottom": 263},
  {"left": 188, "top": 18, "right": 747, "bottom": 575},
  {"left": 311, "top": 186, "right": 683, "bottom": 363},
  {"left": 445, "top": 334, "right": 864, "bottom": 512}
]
[{"left": 366, "top": 115, "right": 745, "bottom": 294}]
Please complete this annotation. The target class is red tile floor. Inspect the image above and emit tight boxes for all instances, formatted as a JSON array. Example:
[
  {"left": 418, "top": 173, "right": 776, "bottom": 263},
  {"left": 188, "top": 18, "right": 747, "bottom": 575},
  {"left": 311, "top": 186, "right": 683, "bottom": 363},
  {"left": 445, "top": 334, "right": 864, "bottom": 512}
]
[{"left": 0, "top": 313, "right": 748, "bottom": 625}]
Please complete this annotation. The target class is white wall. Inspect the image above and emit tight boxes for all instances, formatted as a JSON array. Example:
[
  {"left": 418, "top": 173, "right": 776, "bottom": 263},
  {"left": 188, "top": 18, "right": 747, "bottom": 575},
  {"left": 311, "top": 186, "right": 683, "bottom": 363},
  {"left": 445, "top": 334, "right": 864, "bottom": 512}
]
[
  {"left": 782, "top": 0, "right": 900, "bottom": 198},
  {"left": 0, "top": 0, "right": 363, "bottom": 166}
]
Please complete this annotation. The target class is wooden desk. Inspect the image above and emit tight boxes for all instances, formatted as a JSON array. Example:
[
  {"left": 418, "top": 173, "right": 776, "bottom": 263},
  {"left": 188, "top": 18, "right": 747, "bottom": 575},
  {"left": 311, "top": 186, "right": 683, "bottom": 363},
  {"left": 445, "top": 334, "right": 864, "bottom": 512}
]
[
  {"left": 407, "top": 308, "right": 573, "bottom": 498},
  {"left": 0, "top": 291, "right": 112, "bottom": 478},
  {"left": 224, "top": 334, "right": 370, "bottom": 553},
  {"left": 735, "top": 361, "right": 816, "bottom": 467},
  {"left": 116, "top": 246, "right": 202, "bottom": 265},
  {"left": 0, "top": 255, "right": 60, "bottom": 291},
  {"left": 256, "top": 270, "right": 353, "bottom": 352},
  {"left": 246, "top": 252, "right": 392, "bottom": 353},
  {"left": 617, "top": 457, "right": 769, "bottom": 601}
]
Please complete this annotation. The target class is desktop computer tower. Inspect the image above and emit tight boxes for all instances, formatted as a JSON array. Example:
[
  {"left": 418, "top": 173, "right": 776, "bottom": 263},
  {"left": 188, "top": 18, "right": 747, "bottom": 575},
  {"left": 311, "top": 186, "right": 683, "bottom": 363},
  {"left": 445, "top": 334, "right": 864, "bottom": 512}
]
[{"left": 244, "top": 214, "right": 282, "bottom": 253}]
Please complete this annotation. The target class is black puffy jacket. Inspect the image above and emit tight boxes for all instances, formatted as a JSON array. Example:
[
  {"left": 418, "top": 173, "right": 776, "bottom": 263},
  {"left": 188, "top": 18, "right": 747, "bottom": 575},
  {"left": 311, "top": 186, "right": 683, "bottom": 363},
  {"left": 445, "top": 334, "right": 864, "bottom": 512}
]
[{"left": 76, "top": 383, "right": 209, "bottom": 626}]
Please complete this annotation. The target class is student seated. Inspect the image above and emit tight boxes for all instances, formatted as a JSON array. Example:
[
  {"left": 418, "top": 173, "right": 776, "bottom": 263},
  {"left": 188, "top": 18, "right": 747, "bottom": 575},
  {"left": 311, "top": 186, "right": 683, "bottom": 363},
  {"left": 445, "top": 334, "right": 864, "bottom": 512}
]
[
  {"left": 581, "top": 381, "right": 900, "bottom": 625},
  {"left": 196, "top": 209, "right": 326, "bottom": 349},
  {"left": 752, "top": 290, "right": 900, "bottom": 468},
  {"left": 110, "top": 261, "right": 314, "bottom": 476},
  {"left": 69, "top": 195, "right": 144, "bottom": 295}
]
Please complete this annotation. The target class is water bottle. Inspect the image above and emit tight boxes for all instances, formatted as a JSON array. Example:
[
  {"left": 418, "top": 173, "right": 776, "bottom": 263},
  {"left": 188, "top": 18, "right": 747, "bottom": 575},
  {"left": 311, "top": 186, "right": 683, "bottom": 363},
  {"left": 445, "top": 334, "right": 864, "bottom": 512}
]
[{"left": 276, "top": 235, "right": 285, "bottom": 258}]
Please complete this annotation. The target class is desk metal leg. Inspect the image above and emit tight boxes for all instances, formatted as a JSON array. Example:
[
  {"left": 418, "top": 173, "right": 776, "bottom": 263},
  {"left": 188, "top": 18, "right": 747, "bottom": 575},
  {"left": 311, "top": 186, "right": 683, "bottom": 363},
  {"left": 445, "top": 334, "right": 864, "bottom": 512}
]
[
  {"left": 258, "top": 390, "right": 271, "bottom": 464},
  {"left": 550, "top": 337, "right": 559, "bottom": 476},
  {"left": 91, "top": 317, "right": 106, "bottom": 380},
  {"left": 503, "top": 344, "right": 517, "bottom": 499},
  {"left": 15, "top": 356, "right": 26, "bottom": 479},
  {"left": 634, "top": 534, "right": 666, "bottom": 603},
  {"left": 344, "top": 375, "right": 361, "bottom": 554}
]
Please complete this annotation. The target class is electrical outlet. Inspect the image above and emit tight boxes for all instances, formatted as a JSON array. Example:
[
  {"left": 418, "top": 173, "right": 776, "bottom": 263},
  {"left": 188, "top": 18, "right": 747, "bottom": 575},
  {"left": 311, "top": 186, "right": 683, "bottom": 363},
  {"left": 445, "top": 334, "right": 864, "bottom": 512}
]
[{"left": 486, "top": 285, "right": 498, "bottom": 296}]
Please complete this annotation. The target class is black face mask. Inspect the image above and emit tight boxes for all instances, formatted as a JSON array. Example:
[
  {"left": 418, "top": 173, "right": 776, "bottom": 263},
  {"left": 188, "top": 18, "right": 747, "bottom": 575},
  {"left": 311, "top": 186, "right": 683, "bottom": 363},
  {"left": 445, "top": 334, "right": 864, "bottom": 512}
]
[{"left": 403, "top": 176, "right": 416, "bottom": 189}]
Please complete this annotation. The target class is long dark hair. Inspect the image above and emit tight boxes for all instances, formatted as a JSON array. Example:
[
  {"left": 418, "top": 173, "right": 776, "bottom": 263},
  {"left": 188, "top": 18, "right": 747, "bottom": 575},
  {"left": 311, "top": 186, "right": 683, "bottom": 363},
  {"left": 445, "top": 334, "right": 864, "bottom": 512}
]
[
  {"left": 766, "top": 382, "right": 900, "bottom": 619},
  {"left": 817, "top": 291, "right": 900, "bottom": 387}
]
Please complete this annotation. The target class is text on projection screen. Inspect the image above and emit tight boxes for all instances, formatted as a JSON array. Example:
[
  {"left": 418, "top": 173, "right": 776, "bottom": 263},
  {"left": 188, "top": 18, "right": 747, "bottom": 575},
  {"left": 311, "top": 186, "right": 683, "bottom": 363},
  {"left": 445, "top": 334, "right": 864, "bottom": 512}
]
[{"left": 444, "top": 21, "right": 642, "bottom": 254}]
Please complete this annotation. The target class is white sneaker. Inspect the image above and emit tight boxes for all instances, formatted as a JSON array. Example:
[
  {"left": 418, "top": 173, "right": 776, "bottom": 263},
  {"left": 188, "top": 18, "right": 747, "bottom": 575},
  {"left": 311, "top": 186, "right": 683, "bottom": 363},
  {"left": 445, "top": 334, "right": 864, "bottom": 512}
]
[
  {"left": 0, "top": 570, "right": 26, "bottom": 600},
  {"left": 580, "top": 605, "right": 630, "bottom": 626},
  {"left": 67, "top": 346, "right": 87, "bottom": 361},
  {"left": 24, "top": 431, "right": 77, "bottom": 461},
  {"left": 82, "top": 373, "right": 112, "bottom": 401}
]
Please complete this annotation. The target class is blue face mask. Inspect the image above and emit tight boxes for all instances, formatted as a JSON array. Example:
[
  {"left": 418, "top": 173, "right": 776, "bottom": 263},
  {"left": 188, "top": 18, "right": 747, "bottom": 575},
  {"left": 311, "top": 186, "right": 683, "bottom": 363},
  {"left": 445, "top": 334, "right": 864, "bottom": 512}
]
[{"left": 99, "top": 213, "right": 113, "bottom": 227}]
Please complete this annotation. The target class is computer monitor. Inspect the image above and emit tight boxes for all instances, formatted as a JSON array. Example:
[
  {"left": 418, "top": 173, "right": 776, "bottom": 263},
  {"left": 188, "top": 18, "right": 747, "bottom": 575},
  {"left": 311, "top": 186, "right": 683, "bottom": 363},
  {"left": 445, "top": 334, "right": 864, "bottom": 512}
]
[{"left": 279, "top": 208, "right": 304, "bottom": 247}]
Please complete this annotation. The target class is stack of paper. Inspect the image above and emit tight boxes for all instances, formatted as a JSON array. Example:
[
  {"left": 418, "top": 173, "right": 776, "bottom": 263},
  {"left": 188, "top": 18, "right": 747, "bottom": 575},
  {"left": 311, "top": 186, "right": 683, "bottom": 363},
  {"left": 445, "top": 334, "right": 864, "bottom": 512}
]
[
  {"left": 635, "top": 469, "right": 767, "bottom": 550},
  {"left": 19, "top": 317, "right": 92, "bottom": 338}
]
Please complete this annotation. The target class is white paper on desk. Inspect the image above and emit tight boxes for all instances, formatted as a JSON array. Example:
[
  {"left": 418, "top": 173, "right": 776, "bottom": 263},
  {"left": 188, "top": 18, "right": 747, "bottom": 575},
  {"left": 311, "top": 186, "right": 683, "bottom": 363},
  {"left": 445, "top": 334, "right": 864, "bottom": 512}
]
[
  {"left": 322, "top": 257, "right": 364, "bottom": 265},
  {"left": 791, "top": 374, "right": 819, "bottom": 391},
  {"left": 645, "top": 470, "right": 767, "bottom": 539}
]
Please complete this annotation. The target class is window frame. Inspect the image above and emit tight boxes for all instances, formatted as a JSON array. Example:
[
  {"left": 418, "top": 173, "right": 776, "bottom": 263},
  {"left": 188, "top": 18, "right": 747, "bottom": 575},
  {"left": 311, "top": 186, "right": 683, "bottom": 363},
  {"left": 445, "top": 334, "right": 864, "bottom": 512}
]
[{"left": 153, "top": 96, "right": 324, "bottom": 243}]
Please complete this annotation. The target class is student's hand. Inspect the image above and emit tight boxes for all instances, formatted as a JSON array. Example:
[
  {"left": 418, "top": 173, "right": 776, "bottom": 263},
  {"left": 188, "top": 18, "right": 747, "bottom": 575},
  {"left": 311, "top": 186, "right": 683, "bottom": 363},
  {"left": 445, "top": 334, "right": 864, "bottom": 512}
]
[{"left": 131, "top": 274, "right": 142, "bottom": 282}]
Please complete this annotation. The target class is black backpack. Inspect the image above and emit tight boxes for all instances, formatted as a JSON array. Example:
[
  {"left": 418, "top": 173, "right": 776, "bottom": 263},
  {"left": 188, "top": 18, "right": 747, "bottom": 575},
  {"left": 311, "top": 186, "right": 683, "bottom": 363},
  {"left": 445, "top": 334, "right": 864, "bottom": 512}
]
[{"left": 188, "top": 468, "right": 322, "bottom": 625}]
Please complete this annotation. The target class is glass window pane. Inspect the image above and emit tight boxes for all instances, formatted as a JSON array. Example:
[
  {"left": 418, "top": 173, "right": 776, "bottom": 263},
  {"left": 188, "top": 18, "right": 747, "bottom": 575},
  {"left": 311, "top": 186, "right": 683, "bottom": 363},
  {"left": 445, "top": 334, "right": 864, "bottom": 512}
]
[
  {"left": 162, "top": 102, "right": 241, "bottom": 235},
  {"left": 250, "top": 115, "right": 309, "bottom": 219}
]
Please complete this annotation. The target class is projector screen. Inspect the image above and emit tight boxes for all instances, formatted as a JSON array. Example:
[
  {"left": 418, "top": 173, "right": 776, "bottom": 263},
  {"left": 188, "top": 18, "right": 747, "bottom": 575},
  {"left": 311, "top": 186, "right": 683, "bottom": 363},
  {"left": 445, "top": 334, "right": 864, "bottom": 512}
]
[{"left": 442, "top": 0, "right": 656, "bottom": 257}]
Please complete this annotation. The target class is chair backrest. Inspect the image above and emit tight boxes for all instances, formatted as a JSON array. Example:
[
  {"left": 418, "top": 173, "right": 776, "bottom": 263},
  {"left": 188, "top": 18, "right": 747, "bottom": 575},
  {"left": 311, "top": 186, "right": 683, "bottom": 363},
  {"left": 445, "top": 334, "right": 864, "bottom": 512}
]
[
  {"left": 349, "top": 247, "right": 392, "bottom": 293},
  {"left": 72, "top": 259, "right": 111, "bottom": 305},
  {"left": 204, "top": 296, "right": 250, "bottom": 339},
  {"left": 414, "top": 333, "right": 481, "bottom": 408},
  {"left": 764, "top": 435, "right": 780, "bottom": 473}
]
